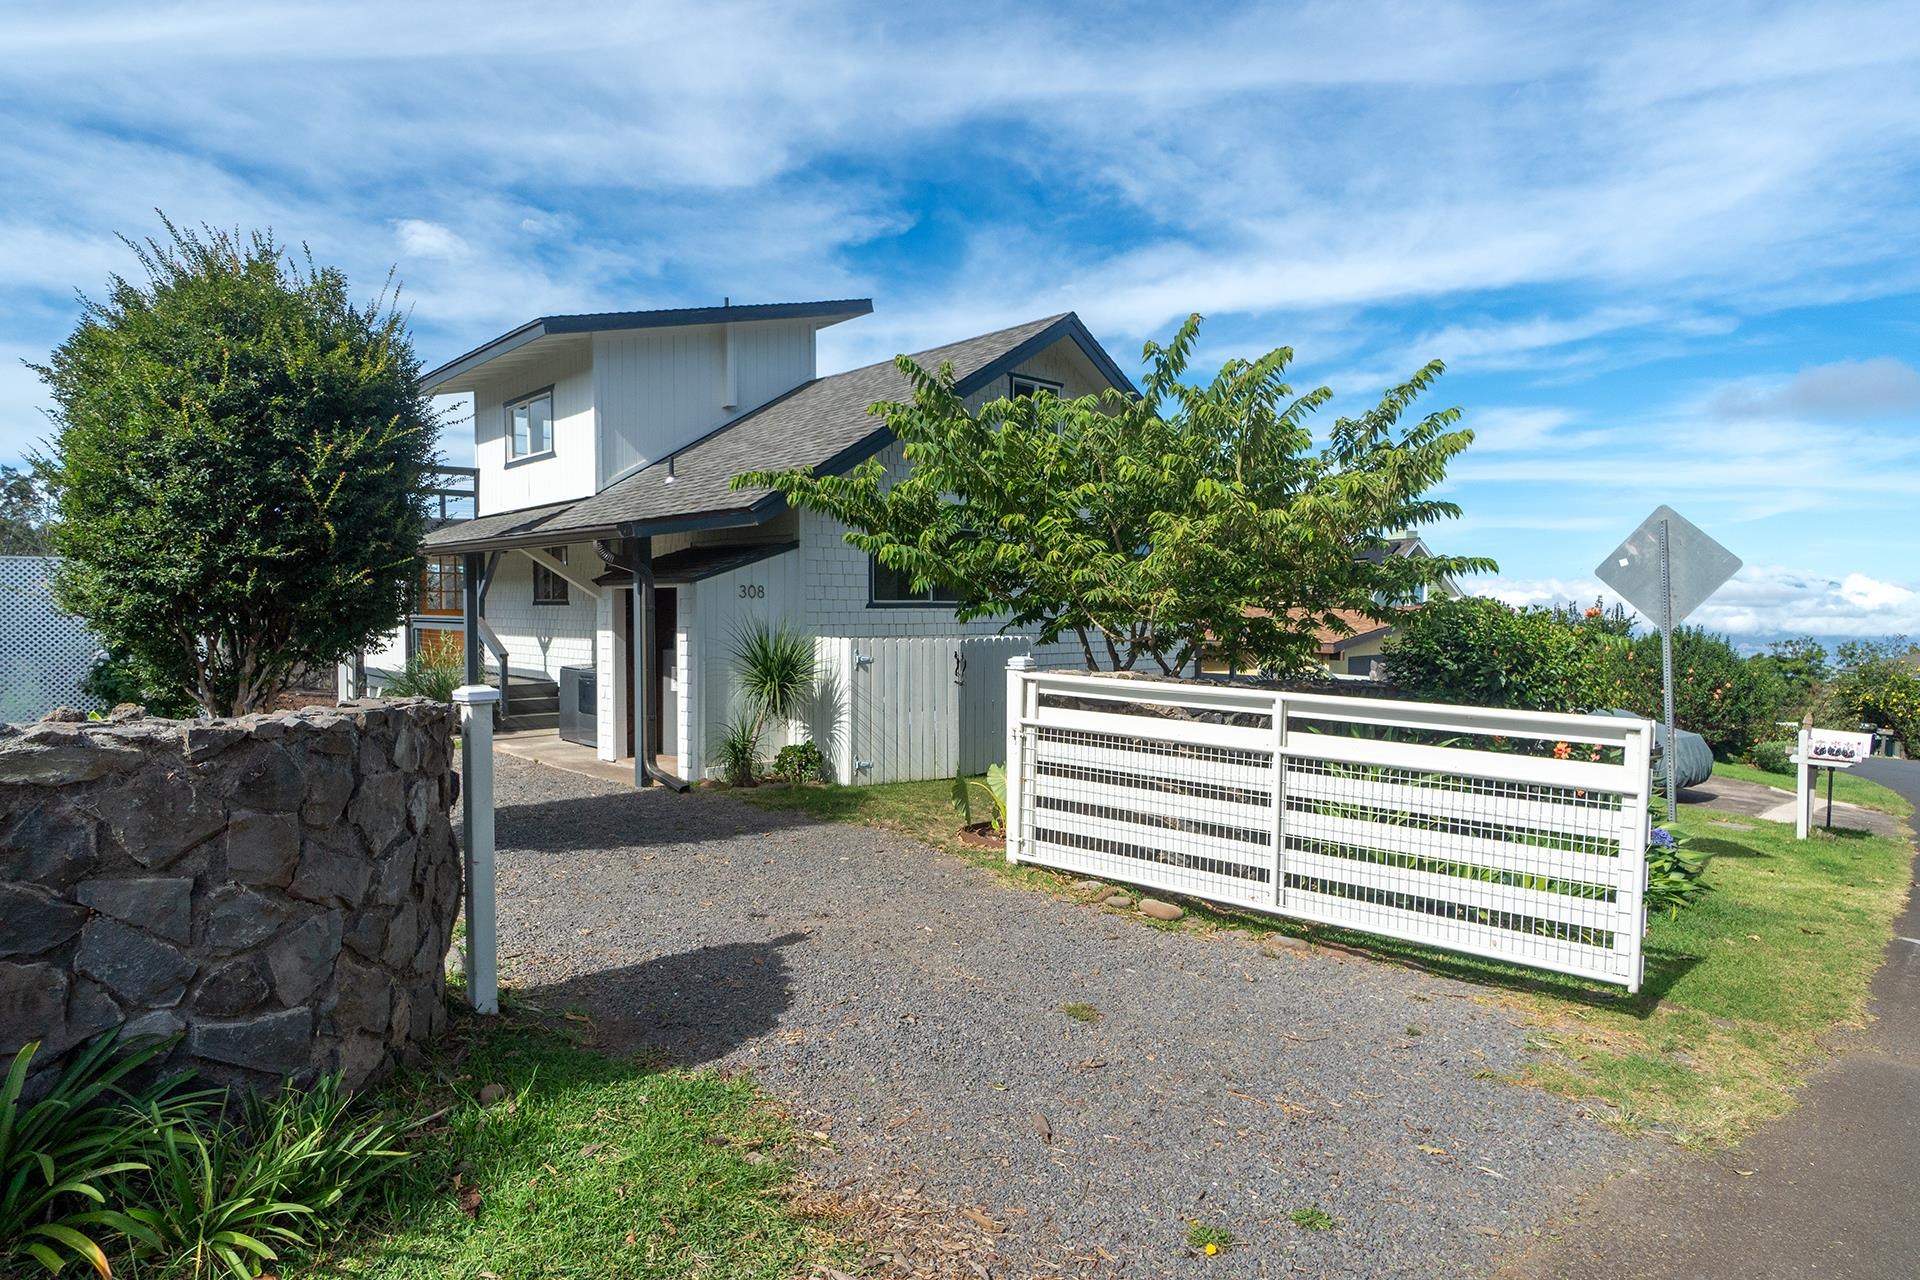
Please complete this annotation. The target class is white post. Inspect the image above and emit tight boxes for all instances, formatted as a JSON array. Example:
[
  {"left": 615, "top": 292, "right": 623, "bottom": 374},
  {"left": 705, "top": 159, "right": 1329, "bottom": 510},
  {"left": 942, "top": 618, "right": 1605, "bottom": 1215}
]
[
  {"left": 1004, "top": 656, "right": 1035, "bottom": 864},
  {"left": 453, "top": 683, "right": 501, "bottom": 1014},
  {"left": 1795, "top": 728, "right": 1811, "bottom": 841}
]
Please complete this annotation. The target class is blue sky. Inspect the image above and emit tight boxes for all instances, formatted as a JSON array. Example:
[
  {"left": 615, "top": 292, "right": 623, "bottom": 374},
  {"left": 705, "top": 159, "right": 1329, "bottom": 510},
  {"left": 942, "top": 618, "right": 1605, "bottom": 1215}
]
[{"left": 5, "top": 1, "right": 1919, "bottom": 642}]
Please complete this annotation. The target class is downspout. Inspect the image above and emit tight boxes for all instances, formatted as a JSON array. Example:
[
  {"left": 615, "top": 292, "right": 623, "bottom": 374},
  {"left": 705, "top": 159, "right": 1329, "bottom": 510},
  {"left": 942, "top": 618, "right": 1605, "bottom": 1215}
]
[{"left": 608, "top": 535, "right": 688, "bottom": 791}]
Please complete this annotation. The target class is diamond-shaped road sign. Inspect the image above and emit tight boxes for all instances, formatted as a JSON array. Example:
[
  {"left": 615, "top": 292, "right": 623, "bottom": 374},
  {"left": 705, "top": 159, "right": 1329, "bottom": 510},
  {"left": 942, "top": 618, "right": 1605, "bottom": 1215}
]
[{"left": 1595, "top": 505, "right": 1742, "bottom": 627}]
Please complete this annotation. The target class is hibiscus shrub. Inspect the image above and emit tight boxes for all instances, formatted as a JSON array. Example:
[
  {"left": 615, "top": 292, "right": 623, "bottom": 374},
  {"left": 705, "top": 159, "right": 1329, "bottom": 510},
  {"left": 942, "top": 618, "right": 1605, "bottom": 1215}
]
[
  {"left": 1387, "top": 599, "right": 1785, "bottom": 757},
  {"left": 1602, "top": 626, "right": 1785, "bottom": 758}
]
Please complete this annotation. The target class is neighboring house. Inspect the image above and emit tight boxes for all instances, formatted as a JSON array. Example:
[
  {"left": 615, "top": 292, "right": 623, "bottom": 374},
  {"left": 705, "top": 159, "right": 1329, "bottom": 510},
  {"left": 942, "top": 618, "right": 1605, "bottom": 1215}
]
[
  {"left": 387, "top": 299, "right": 1135, "bottom": 786},
  {"left": 1199, "top": 536, "right": 1460, "bottom": 679}
]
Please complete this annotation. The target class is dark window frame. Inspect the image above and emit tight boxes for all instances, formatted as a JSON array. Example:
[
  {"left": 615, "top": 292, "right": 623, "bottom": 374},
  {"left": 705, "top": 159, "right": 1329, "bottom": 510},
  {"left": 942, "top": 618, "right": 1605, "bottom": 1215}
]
[
  {"left": 867, "top": 554, "right": 962, "bottom": 609},
  {"left": 531, "top": 545, "right": 571, "bottom": 607},
  {"left": 1009, "top": 373, "right": 1063, "bottom": 400},
  {"left": 504, "top": 384, "right": 556, "bottom": 463}
]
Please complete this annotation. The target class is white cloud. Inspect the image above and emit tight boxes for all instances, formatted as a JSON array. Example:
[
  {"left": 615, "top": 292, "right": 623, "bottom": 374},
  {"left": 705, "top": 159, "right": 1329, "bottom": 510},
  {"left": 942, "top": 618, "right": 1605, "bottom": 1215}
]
[
  {"left": 393, "top": 219, "right": 468, "bottom": 261},
  {"left": 1710, "top": 357, "right": 1920, "bottom": 421},
  {"left": 1478, "top": 565, "right": 1920, "bottom": 640}
]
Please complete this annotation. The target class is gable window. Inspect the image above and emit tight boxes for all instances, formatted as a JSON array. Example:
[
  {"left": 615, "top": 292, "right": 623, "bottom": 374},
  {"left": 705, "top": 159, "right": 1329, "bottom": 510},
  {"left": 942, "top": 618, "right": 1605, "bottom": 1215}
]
[
  {"left": 1009, "top": 374, "right": 1062, "bottom": 400},
  {"left": 532, "top": 546, "right": 570, "bottom": 606},
  {"left": 506, "top": 388, "right": 554, "bottom": 460},
  {"left": 870, "top": 556, "right": 961, "bottom": 607}
]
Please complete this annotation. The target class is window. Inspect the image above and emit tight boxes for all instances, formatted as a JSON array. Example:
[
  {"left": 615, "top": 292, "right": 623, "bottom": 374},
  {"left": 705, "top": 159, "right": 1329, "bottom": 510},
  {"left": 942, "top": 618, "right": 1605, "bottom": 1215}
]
[
  {"left": 870, "top": 555, "right": 960, "bottom": 606},
  {"left": 417, "top": 556, "right": 463, "bottom": 615},
  {"left": 506, "top": 388, "right": 554, "bottom": 459},
  {"left": 1009, "top": 374, "right": 1062, "bottom": 400},
  {"left": 532, "top": 546, "right": 570, "bottom": 606}
]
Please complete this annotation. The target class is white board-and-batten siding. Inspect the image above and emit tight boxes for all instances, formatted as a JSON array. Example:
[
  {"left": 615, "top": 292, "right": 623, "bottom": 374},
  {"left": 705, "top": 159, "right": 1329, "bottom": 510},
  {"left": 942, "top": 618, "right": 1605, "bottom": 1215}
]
[
  {"left": 469, "top": 340, "right": 597, "bottom": 517},
  {"left": 594, "top": 320, "right": 817, "bottom": 488},
  {"left": 466, "top": 318, "right": 819, "bottom": 518}
]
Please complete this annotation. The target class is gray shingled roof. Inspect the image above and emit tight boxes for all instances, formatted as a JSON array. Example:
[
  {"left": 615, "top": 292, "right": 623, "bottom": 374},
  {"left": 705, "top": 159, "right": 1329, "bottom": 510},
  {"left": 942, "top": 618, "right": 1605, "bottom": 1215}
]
[
  {"left": 421, "top": 499, "right": 581, "bottom": 551},
  {"left": 425, "top": 311, "right": 1122, "bottom": 553}
]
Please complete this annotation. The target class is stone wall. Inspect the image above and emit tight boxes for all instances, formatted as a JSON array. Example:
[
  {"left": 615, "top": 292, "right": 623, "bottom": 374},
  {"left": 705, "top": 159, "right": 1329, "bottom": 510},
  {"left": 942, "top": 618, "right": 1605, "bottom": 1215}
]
[{"left": 0, "top": 700, "right": 461, "bottom": 1094}]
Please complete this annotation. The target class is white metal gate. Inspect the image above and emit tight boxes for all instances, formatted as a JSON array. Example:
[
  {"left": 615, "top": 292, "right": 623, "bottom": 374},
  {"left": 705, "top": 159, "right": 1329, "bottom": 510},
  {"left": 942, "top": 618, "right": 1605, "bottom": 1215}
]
[{"left": 1003, "top": 662, "right": 1652, "bottom": 989}]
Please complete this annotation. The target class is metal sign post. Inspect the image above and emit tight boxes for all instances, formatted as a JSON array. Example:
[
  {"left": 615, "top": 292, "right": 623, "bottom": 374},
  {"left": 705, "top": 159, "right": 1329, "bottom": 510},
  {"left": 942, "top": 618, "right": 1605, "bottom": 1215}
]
[
  {"left": 1657, "top": 518, "right": 1678, "bottom": 818},
  {"left": 1597, "top": 506, "right": 1741, "bottom": 821}
]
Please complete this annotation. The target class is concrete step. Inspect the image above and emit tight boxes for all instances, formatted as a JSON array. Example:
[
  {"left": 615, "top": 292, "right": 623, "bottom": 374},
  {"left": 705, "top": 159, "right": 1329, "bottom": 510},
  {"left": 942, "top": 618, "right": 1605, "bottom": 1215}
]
[{"left": 500, "top": 712, "right": 560, "bottom": 732}]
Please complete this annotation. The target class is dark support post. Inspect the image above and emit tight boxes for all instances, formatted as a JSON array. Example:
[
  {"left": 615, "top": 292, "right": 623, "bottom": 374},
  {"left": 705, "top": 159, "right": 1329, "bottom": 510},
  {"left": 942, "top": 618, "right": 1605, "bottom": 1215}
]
[{"left": 462, "top": 551, "right": 484, "bottom": 687}]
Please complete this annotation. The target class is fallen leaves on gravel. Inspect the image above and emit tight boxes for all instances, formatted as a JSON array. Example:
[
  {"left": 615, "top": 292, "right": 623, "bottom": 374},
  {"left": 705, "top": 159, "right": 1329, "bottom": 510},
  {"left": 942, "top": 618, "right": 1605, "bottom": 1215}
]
[{"left": 959, "top": 1208, "right": 1006, "bottom": 1234}]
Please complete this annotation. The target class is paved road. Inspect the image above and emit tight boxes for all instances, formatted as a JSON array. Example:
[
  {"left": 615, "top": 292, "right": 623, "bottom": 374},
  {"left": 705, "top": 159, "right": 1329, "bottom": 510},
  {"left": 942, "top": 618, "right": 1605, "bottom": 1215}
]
[
  {"left": 486, "top": 756, "right": 1632, "bottom": 1278},
  {"left": 1502, "top": 757, "right": 1920, "bottom": 1280},
  {"left": 1681, "top": 771, "right": 1906, "bottom": 839}
]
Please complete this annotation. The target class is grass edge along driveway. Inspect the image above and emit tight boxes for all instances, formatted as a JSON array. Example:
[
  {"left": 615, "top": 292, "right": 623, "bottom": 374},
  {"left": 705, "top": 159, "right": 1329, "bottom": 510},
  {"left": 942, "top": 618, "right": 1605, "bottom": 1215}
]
[
  {"left": 309, "top": 1011, "right": 837, "bottom": 1279},
  {"left": 731, "top": 770, "right": 1916, "bottom": 1150}
]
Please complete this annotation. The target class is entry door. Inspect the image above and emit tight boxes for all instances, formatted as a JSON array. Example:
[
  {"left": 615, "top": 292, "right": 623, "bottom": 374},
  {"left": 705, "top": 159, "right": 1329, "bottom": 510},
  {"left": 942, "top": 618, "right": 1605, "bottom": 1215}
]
[
  {"left": 622, "top": 588, "right": 635, "bottom": 759},
  {"left": 650, "top": 588, "right": 679, "bottom": 760}
]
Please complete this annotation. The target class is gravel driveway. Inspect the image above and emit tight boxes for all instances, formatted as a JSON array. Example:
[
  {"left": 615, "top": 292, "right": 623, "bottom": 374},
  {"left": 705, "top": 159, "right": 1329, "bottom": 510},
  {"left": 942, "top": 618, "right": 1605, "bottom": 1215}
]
[{"left": 489, "top": 756, "right": 1633, "bottom": 1277}]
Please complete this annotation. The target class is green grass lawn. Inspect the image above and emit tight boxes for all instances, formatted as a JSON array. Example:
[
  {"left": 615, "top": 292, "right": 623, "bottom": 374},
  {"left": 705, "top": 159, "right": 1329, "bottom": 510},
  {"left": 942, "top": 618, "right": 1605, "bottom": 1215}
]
[
  {"left": 1711, "top": 758, "right": 1913, "bottom": 819},
  {"left": 734, "top": 775, "right": 1915, "bottom": 1149},
  {"left": 308, "top": 1009, "right": 830, "bottom": 1279}
]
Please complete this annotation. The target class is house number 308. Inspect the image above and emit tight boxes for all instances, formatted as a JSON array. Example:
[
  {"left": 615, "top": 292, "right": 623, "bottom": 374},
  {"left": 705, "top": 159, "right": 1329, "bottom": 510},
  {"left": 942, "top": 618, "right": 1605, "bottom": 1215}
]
[{"left": 738, "top": 584, "right": 765, "bottom": 599}]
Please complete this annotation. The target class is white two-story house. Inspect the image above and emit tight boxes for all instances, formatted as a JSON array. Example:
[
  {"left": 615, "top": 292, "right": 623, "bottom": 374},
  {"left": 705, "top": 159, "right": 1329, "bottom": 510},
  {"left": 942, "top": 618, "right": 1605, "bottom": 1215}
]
[{"left": 381, "top": 299, "right": 1135, "bottom": 787}]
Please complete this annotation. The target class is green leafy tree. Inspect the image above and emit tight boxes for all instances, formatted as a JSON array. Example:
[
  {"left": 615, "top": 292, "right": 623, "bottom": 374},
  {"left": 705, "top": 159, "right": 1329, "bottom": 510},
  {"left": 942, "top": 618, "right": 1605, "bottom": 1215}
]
[
  {"left": 1829, "top": 636, "right": 1920, "bottom": 751},
  {"left": 34, "top": 220, "right": 436, "bottom": 716},
  {"left": 1752, "top": 635, "right": 1829, "bottom": 720},
  {"left": 738, "top": 315, "right": 1491, "bottom": 673},
  {"left": 0, "top": 464, "right": 52, "bottom": 554}
]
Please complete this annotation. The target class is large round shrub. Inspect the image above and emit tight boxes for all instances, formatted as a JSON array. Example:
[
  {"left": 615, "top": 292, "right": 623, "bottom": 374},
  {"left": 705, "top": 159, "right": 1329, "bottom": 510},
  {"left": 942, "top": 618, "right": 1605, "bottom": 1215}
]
[{"left": 35, "top": 221, "right": 436, "bottom": 716}]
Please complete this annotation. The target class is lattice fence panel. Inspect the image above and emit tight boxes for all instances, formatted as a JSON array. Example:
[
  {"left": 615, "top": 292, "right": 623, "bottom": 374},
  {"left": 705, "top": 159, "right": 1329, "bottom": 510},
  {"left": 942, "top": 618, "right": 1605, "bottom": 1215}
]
[
  {"left": 0, "top": 556, "right": 103, "bottom": 723},
  {"left": 1006, "top": 668, "right": 1652, "bottom": 990}
]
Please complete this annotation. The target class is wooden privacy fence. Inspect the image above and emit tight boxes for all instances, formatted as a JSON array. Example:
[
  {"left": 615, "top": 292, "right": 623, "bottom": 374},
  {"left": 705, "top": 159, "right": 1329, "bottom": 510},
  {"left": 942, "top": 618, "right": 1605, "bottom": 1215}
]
[
  {"left": 1002, "top": 660, "right": 1654, "bottom": 990},
  {"left": 811, "top": 636, "right": 1032, "bottom": 784}
]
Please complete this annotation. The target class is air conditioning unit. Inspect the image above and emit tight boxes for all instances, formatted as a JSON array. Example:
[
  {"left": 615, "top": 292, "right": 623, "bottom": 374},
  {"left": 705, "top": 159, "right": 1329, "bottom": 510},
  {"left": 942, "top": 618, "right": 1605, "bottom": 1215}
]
[{"left": 558, "top": 665, "right": 597, "bottom": 748}]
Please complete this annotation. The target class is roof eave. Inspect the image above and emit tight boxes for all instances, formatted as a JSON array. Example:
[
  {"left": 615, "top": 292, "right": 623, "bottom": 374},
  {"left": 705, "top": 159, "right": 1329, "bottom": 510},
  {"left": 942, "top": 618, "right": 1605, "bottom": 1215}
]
[{"left": 420, "top": 298, "right": 875, "bottom": 392}]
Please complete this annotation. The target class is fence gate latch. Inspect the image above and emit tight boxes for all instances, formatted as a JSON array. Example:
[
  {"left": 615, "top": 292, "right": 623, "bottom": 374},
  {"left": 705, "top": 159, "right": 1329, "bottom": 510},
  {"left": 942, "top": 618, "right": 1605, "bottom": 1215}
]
[
  {"left": 953, "top": 649, "right": 967, "bottom": 684},
  {"left": 853, "top": 651, "right": 873, "bottom": 670}
]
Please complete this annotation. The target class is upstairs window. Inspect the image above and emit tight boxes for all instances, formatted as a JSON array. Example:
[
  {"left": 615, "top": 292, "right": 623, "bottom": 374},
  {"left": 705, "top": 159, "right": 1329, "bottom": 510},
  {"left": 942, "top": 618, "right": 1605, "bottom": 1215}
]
[
  {"left": 1009, "top": 374, "right": 1062, "bottom": 400},
  {"left": 506, "top": 388, "right": 554, "bottom": 459},
  {"left": 532, "top": 546, "right": 570, "bottom": 606},
  {"left": 870, "top": 556, "right": 961, "bottom": 607}
]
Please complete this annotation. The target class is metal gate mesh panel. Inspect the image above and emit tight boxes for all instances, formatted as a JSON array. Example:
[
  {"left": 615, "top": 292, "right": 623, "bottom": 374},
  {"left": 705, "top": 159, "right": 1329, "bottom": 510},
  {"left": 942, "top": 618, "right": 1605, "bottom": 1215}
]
[
  {"left": 1027, "top": 724, "right": 1278, "bottom": 909},
  {"left": 0, "top": 556, "right": 101, "bottom": 724},
  {"left": 1006, "top": 670, "right": 1651, "bottom": 989}
]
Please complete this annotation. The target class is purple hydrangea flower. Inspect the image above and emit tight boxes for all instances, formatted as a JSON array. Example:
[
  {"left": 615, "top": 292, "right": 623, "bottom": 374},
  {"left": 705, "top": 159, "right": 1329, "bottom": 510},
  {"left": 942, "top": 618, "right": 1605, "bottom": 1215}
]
[{"left": 1649, "top": 828, "right": 1678, "bottom": 850}]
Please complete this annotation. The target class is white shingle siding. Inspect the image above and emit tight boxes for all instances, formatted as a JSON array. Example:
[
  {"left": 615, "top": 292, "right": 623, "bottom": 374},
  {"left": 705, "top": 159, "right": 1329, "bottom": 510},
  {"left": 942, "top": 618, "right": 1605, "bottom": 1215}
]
[{"left": 481, "top": 545, "right": 598, "bottom": 678}]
